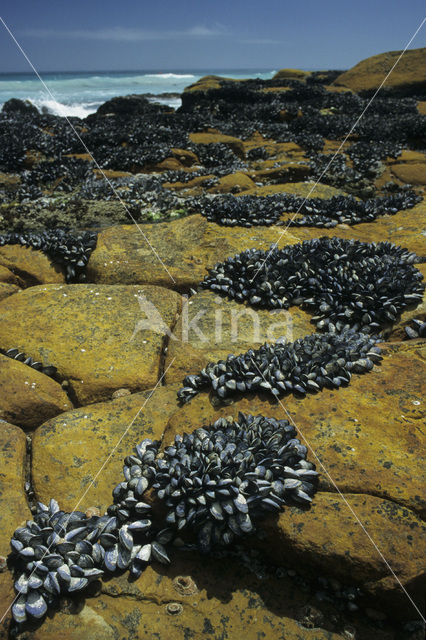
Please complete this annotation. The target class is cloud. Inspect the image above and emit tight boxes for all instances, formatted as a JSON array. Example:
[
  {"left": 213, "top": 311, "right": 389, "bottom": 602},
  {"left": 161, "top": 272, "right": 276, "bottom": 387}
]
[
  {"left": 21, "top": 25, "right": 228, "bottom": 42},
  {"left": 239, "top": 38, "right": 283, "bottom": 45}
]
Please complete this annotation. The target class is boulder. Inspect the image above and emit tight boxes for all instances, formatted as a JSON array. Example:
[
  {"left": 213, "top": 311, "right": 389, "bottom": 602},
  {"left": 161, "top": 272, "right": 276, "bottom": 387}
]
[
  {"left": 257, "top": 492, "right": 425, "bottom": 617},
  {"left": 0, "top": 421, "right": 31, "bottom": 635},
  {"left": 0, "top": 283, "right": 20, "bottom": 302},
  {"left": 242, "top": 180, "right": 348, "bottom": 198},
  {"left": 0, "top": 421, "right": 30, "bottom": 555},
  {"left": 390, "top": 162, "right": 426, "bottom": 185},
  {"left": 294, "top": 199, "right": 426, "bottom": 258},
  {"left": 189, "top": 132, "right": 245, "bottom": 159},
  {"left": 0, "top": 284, "right": 181, "bottom": 404},
  {"left": 1, "top": 98, "right": 39, "bottom": 117},
  {"left": 93, "top": 94, "right": 169, "bottom": 117},
  {"left": 32, "top": 385, "right": 181, "bottom": 512},
  {"left": 333, "top": 47, "right": 426, "bottom": 96},
  {"left": 0, "top": 264, "right": 21, "bottom": 286},
  {"left": 86, "top": 215, "right": 299, "bottom": 289},
  {"left": 164, "top": 289, "right": 314, "bottom": 384},
  {"left": 0, "top": 354, "right": 72, "bottom": 429},
  {"left": 209, "top": 171, "right": 256, "bottom": 193},
  {"left": 165, "top": 342, "right": 426, "bottom": 516},
  {"left": 272, "top": 68, "right": 311, "bottom": 82},
  {"left": 0, "top": 245, "right": 65, "bottom": 286}
]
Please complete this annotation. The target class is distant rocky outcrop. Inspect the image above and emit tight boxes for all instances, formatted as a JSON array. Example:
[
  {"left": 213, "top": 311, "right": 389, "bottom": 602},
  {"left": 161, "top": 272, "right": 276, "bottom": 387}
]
[
  {"left": 333, "top": 47, "right": 426, "bottom": 96},
  {"left": 272, "top": 68, "right": 311, "bottom": 81}
]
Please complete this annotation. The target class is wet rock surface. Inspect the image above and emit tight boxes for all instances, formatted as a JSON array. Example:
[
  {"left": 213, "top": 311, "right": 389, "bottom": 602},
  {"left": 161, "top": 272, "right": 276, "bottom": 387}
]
[
  {"left": 0, "top": 284, "right": 181, "bottom": 404},
  {"left": 31, "top": 385, "right": 181, "bottom": 512},
  {"left": 0, "top": 354, "right": 72, "bottom": 429},
  {"left": 165, "top": 341, "right": 425, "bottom": 516}
]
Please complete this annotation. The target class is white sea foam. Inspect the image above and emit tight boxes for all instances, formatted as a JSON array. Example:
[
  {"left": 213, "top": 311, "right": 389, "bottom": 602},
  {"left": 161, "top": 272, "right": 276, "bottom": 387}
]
[
  {"left": 0, "top": 69, "right": 276, "bottom": 118},
  {"left": 29, "top": 98, "right": 101, "bottom": 118},
  {"left": 144, "top": 73, "right": 196, "bottom": 79}
]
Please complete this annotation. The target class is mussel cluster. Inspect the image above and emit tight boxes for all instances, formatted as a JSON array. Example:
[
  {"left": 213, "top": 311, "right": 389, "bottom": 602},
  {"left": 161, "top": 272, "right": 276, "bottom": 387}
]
[
  {"left": 189, "top": 190, "right": 421, "bottom": 228},
  {"left": 404, "top": 318, "right": 426, "bottom": 339},
  {"left": 178, "top": 329, "right": 381, "bottom": 404},
  {"left": 9, "top": 414, "right": 317, "bottom": 624},
  {"left": 0, "top": 347, "right": 57, "bottom": 378},
  {"left": 201, "top": 237, "right": 424, "bottom": 333},
  {"left": 0, "top": 229, "right": 97, "bottom": 281},
  {"left": 10, "top": 501, "right": 106, "bottom": 623}
]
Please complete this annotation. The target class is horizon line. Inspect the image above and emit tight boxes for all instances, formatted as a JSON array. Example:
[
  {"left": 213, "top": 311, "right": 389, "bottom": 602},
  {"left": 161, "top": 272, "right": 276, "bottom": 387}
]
[{"left": 0, "top": 66, "right": 339, "bottom": 75}]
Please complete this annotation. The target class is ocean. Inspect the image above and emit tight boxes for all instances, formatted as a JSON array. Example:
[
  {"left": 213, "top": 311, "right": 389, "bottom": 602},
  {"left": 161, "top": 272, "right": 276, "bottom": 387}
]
[{"left": 0, "top": 69, "right": 277, "bottom": 118}]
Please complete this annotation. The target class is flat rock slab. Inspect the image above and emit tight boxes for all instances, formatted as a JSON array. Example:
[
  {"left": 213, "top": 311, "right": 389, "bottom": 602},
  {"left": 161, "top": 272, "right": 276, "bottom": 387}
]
[
  {"left": 86, "top": 214, "right": 299, "bottom": 289},
  {"left": 0, "top": 284, "right": 181, "bottom": 404},
  {"left": 0, "top": 245, "right": 65, "bottom": 286},
  {"left": 258, "top": 491, "right": 425, "bottom": 616},
  {"left": 0, "top": 283, "right": 19, "bottom": 302},
  {"left": 294, "top": 200, "right": 426, "bottom": 258},
  {"left": 243, "top": 181, "right": 347, "bottom": 198},
  {"left": 32, "top": 385, "right": 181, "bottom": 512},
  {"left": 12, "top": 549, "right": 355, "bottom": 640},
  {"left": 164, "top": 289, "right": 314, "bottom": 384},
  {"left": 0, "top": 264, "right": 21, "bottom": 286},
  {"left": 0, "top": 421, "right": 30, "bottom": 556},
  {"left": 0, "top": 422, "right": 31, "bottom": 633},
  {"left": 0, "top": 355, "right": 72, "bottom": 429},
  {"left": 165, "top": 342, "right": 426, "bottom": 516}
]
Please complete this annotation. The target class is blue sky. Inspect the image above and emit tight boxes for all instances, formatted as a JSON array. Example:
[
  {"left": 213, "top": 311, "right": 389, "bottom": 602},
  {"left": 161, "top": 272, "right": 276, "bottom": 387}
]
[{"left": 1, "top": 0, "right": 425, "bottom": 72}]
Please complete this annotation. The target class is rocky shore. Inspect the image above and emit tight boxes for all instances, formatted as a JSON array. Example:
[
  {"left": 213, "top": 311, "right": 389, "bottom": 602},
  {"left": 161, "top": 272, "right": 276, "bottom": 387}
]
[{"left": 0, "top": 48, "right": 425, "bottom": 640}]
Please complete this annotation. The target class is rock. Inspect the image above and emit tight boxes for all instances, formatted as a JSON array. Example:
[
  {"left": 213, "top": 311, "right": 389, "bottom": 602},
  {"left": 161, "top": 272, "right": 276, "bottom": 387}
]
[
  {"left": 164, "top": 289, "right": 314, "bottom": 384},
  {"left": 32, "top": 385, "right": 180, "bottom": 513},
  {"left": 385, "top": 263, "right": 426, "bottom": 340},
  {"left": 93, "top": 94, "right": 169, "bottom": 117},
  {"left": 258, "top": 492, "right": 425, "bottom": 617},
  {"left": 93, "top": 169, "right": 133, "bottom": 180},
  {"left": 0, "top": 284, "right": 181, "bottom": 404},
  {"left": 111, "top": 388, "right": 131, "bottom": 399},
  {"left": 0, "top": 421, "right": 31, "bottom": 636},
  {"left": 249, "top": 162, "right": 311, "bottom": 183},
  {"left": 189, "top": 132, "right": 245, "bottom": 159},
  {"left": 183, "top": 74, "right": 228, "bottom": 94},
  {"left": 391, "top": 163, "right": 426, "bottom": 185},
  {"left": 209, "top": 171, "right": 256, "bottom": 193},
  {"left": 294, "top": 199, "right": 426, "bottom": 258},
  {"left": 86, "top": 214, "right": 299, "bottom": 288},
  {"left": 149, "top": 157, "right": 186, "bottom": 172},
  {"left": 0, "top": 283, "right": 20, "bottom": 302},
  {"left": 163, "top": 173, "right": 216, "bottom": 192},
  {"left": 165, "top": 342, "right": 426, "bottom": 515},
  {"left": 272, "top": 69, "right": 311, "bottom": 82},
  {"left": 243, "top": 180, "right": 348, "bottom": 199},
  {"left": 0, "top": 354, "right": 72, "bottom": 429},
  {"left": 0, "top": 171, "right": 20, "bottom": 194},
  {"left": 333, "top": 47, "right": 426, "bottom": 96},
  {"left": 11, "top": 551, "right": 349, "bottom": 640},
  {"left": 0, "top": 421, "right": 30, "bottom": 555},
  {"left": 0, "top": 264, "right": 21, "bottom": 286},
  {"left": 0, "top": 245, "right": 65, "bottom": 286},
  {"left": 1, "top": 98, "right": 39, "bottom": 117},
  {"left": 171, "top": 147, "right": 199, "bottom": 166}
]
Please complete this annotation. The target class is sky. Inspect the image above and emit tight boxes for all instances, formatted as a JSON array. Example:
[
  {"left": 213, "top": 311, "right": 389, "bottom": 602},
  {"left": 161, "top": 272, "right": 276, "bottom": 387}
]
[{"left": 0, "top": 0, "right": 425, "bottom": 73}]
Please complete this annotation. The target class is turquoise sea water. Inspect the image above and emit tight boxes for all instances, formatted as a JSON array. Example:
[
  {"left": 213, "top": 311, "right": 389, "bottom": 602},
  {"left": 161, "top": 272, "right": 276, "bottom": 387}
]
[{"left": 0, "top": 69, "right": 277, "bottom": 117}]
